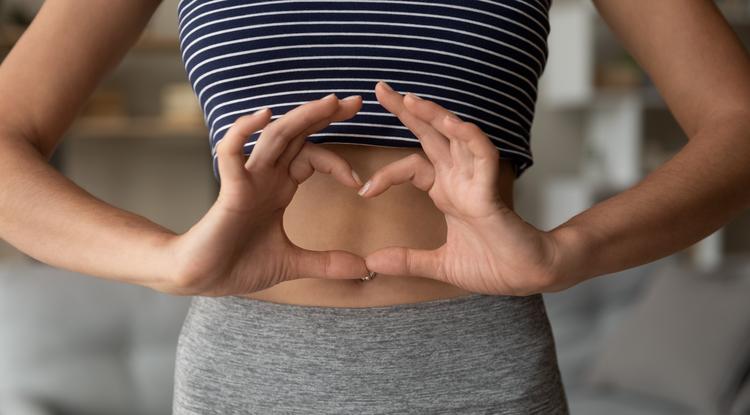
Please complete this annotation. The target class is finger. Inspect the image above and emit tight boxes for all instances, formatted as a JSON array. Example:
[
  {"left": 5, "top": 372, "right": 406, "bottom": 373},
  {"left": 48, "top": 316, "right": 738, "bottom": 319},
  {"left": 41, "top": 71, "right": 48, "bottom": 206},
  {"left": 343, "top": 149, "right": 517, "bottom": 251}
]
[
  {"left": 357, "top": 153, "right": 435, "bottom": 198},
  {"left": 440, "top": 113, "right": 501, "bottom": 164},
  {"left": 288, "top": 247, "right": 369, "bottom": 280},
  {"left": 215, "top": 108, "right": 272, "bottom": 183},
  {"left": 248, "top": 93, "right": 339, "bottom": 168},
  {"left": 398, "top": 93, "right": 474, "bottom": 177},
  {"left": 402, "top": 91, "right": 500, "bottom": 165},
  {"left": 276, "top": 94, "right": 363, "bottom": 168},
  {"left": 440, "top": 114, "right": 501, "bottom": 183},
  {"left": 403, "top": 93, "right": 500, "bottom": 180},
  {"left": 288, "top": 142, "right": 363, "bottom": 189},
  {"left": 374, "top": 81, "right": 452, "bottom": 167},
  {"left": 365, "top": 245, "right": 444, "bottom": 280},
  {"left": 447, "top": 124, "right": 476, "bottom": 178}
]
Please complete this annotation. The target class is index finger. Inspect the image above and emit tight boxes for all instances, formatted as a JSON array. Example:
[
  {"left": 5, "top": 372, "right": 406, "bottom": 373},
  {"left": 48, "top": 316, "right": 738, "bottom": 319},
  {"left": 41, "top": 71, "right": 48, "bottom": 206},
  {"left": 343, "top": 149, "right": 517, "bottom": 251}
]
[
  {"left": 374, "top": 81, "right": 452, "bottom": 168},
  {"left": 248, "top": 93, "right": 340, "bottom": 168}
]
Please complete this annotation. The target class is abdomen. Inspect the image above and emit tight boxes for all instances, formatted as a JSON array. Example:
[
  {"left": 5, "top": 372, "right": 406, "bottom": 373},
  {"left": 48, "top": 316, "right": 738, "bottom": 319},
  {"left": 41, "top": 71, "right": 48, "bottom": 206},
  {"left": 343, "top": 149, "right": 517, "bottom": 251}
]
[{"left": 241, "top": 143, "right": 515, "bottom": 307}]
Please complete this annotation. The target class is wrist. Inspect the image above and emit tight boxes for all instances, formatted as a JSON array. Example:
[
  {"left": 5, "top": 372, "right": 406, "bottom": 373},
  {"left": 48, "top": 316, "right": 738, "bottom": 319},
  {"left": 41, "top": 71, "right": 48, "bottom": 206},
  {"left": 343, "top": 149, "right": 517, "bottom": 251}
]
[
  {"left": 545, "top": 223, "right": 599, "bottom": 292},
  {"left": 143, "top": 230, "right": 190, "bottom": 295}
]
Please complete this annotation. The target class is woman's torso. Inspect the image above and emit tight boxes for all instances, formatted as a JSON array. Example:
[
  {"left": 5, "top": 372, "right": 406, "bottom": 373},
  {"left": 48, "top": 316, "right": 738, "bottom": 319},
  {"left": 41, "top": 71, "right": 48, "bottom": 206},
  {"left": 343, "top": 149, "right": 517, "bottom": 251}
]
[
  {"left": 241, "top": 143, "right": 516, "bottom": 307},
  {"left": 177, "top": 0, "right": 549, "bottom": 306}
]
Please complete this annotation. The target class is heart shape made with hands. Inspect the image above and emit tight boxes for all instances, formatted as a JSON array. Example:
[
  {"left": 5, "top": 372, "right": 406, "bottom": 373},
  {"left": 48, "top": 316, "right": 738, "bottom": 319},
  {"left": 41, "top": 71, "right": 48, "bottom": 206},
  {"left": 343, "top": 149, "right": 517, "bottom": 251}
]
[{"left": 180, "top": 82, "right": 562, "bottom": 298}]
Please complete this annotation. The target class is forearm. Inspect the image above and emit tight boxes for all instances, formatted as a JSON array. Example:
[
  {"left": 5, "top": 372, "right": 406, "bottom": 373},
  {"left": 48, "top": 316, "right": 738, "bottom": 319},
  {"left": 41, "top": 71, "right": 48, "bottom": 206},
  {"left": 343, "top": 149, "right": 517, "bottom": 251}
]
[
  {"left": 549, "top": 114, "right": 750, "bottom": 287},
  {"left": 0, "top": 135, "right": 178, "bottom": 292}
]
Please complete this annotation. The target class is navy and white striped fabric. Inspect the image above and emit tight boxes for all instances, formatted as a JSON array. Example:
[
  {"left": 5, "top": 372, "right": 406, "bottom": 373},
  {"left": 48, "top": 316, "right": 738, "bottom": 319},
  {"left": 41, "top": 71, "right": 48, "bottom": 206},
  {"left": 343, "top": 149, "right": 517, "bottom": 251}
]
[{"left": 177, "top": 0, "right": 552, "bottom": 182}]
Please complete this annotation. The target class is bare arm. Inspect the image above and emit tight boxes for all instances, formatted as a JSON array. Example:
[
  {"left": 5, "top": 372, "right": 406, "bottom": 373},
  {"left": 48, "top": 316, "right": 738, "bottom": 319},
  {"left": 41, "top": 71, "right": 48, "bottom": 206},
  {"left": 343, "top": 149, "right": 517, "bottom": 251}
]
[
  {"left": 0, "top": 0, "right": 180, "bottom": 292},
  {"left": 550, "top": 0, "right": 750, "bottom": 286}
]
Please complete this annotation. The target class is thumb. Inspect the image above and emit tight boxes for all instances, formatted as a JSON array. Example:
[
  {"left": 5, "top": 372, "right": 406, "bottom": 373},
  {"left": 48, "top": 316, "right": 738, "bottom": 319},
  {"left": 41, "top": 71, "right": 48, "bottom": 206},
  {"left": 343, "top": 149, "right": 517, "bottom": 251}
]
[
  {"left": 365, "top": 246, "right": 443, "bottom": 280},
  {"left": 288, "top": 247, "right": 368, "bottom": 280}
]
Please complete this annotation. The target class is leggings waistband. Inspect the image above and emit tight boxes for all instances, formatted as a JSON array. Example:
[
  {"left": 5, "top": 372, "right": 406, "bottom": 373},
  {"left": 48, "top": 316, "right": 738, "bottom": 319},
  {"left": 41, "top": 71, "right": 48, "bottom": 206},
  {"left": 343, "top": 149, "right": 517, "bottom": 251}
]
[
  {"left": 174, "top": 292, "right": 568, "bottom": 414},
  {"left": 184, "top": 292, "right": 553, "bottom": 344}
]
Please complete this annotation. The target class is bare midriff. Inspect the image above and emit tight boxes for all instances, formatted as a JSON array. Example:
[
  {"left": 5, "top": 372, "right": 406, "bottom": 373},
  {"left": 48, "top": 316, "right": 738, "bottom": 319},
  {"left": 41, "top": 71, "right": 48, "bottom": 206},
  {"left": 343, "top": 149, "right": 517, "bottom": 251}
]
[{"left": 240, "top": 143, "right": 516, "bottom": 307}]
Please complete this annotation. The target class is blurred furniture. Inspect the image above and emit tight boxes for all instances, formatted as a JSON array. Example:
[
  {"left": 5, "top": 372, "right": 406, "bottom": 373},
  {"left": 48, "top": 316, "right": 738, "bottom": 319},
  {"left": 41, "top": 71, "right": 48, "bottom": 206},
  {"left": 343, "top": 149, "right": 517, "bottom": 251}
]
[
  {"left": 0, "top": 262, "right": 191, "bottom": 415},
  {"left": 545, "top": 253, "right": 750, "bottom": 414}
]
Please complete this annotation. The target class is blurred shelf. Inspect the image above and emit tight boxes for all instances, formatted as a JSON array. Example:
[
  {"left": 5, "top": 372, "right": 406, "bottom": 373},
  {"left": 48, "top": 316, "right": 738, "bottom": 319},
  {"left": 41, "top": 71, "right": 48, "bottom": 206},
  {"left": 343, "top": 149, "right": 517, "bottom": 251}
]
[
  {"left": 544, "top": 1, "right": 749, "bottom": 108},
  {"left": 67, "top": 116, "right": 207, "bottom": 140},
  {"left": 593, "top": 85, "right": 666, "bottom": 108}
]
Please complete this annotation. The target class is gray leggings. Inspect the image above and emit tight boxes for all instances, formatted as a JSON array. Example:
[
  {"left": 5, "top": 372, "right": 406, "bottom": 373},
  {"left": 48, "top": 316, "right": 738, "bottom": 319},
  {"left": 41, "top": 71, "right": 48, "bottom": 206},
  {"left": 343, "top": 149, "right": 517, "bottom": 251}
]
[{"left": 173, "top": 293, "right": 569, "bottom": 414}]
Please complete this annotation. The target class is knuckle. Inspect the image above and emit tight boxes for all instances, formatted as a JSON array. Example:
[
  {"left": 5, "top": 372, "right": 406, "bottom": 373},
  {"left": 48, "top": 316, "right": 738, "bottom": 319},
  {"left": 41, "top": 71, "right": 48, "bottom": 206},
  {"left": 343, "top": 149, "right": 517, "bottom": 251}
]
[
  {"left": 262, "top": 122, "right": 284, "bottom": 139},
  {"left": 297, "top": 111, "right": 317, "bottom": 128},
  {"left": 292, "top": 142, "right": 313, "bottom": 163},
  {"left": 407, "top": 152, "right": 425, "bottom": 164},
  {"left": 215, "top": 139, "right": 231, "bottom": 157},
  {"left": 330, "top": 161, "right": 348, "bottom": 178},
  {"left": 403, "top": 249, "right": 415, "bottom": 275},
  {"left": 410, "top": 154, "right": 431, "bottom": 171},
  {"left": 319, "top": 251, "right": 332, "bottom": 276},
  {"left": 303, "top": 108, "right": 330, "bottom": 128},
  {"left": 462, "top": 121, "right": 483, "bottom": 134}
]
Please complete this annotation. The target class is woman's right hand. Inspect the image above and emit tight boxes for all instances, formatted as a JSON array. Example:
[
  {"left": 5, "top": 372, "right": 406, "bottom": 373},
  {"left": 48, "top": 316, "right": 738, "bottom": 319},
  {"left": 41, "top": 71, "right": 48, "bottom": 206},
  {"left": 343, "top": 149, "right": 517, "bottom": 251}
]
[{"left": 163, "top": 93, "right": 368, "bottom": 296}]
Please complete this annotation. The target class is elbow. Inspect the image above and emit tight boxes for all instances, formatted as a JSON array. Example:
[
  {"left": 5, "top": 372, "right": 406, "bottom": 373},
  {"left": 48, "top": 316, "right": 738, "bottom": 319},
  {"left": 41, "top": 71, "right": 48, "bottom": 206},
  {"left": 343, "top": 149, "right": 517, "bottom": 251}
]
[
  {"left": 0, "top": 125, "right": 54, "bottom": 163},
  {"left": 689, "top": 106, "right": 750, "bottom": 146},
  {"left": 698, "top": 104, "right": 750, "bottom": 136}
]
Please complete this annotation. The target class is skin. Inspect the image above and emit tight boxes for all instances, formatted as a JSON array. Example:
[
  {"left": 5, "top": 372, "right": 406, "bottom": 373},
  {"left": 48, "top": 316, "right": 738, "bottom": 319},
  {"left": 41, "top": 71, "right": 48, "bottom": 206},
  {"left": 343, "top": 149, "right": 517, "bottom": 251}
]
[
  {"left": 357, "top": 84, "right": 559, "bottom": 296},
  {"left": 0, "top": 1, "right": 748, "bottom": 307}
]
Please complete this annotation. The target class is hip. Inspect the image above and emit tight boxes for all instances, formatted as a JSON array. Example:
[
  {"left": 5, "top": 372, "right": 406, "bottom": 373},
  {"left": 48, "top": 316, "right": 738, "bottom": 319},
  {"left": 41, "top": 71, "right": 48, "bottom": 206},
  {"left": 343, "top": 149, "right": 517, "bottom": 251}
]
[{"left": 173, "top": 292, "right": 568, "bottom": 414}]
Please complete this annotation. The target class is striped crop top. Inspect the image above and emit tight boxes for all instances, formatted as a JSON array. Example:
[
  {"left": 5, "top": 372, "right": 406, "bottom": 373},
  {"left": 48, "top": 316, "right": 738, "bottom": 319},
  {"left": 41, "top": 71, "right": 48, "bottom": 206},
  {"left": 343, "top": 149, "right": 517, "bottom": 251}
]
[{"left": 177, "top": 0, "right": 551, "bottom": 182}]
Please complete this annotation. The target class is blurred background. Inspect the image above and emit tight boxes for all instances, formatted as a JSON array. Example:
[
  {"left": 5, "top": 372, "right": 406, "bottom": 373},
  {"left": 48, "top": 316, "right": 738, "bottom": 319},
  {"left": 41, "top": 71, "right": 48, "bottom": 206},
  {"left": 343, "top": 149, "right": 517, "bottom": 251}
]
[{"left": 0, "top": 0, "right": 749, "bottom": 414}]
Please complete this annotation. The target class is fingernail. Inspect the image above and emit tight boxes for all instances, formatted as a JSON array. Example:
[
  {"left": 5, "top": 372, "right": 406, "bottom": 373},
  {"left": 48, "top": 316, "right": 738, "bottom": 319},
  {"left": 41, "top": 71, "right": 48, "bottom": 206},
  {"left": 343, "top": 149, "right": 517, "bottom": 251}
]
[
  {"left": 357, "top": 180, "right": 371, "bottom": 196},
  {"left": 254, "top": 107, "right": 270, "bottom": 116},
  {"left": 325, "top": 93, "right": 336, "bottom": 99},
  {"left": 379, "top": 81, "right": 393, "bottom": 92},
  {"left": 445, "top": 113, "right": 461, "bottom": 123},
  {"left": 408, "top": 93, "right": 423, "bottom": 100},
  {"left": 351, "top": 170, "right": 363, "bottom": 186},
  {"left": 343, "top": 94, "right": 361, "bottom": 101}
]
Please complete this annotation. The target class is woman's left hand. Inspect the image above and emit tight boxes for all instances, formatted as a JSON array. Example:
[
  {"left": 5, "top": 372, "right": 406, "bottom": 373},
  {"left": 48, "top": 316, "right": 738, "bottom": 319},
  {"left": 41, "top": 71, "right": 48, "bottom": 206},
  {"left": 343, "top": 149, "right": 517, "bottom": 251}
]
[{"left": 361, "top": 81, "right": 565, "bottom": 296}]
